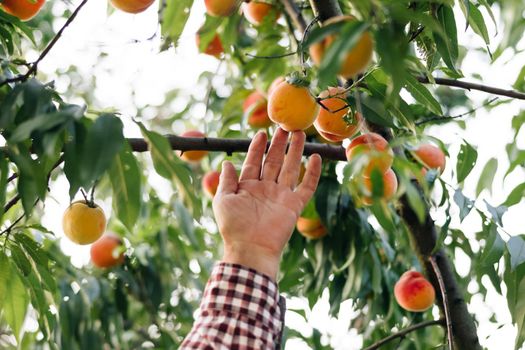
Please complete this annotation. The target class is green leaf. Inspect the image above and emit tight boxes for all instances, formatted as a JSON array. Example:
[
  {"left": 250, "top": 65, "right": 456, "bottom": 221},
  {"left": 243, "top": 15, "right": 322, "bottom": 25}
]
[
  {"left": 433, "top": 5, "right": 460, "bottom": 75},
  {"left": 10, "top": 244, "right": 32, "bottom": 277},
  {"left": 0, "top": 252, "right": 29, "bottom": 341},
  {"left": 0, "top": 153, "right": 7, "bottom": 222},
  {"left": 484, "top": 200, "right": 507, "bottom": 226},
  {"left": 476, "top": 158, "right": 498, "bottom": 196},
  {"left": 503, "top": 183, "right": 525, "bottom": 207},
  {"left": 405, "top": 181, "right": 426, "bottom": 223},
  {"left": 109, "top": 143, "right": 142, "bottom": 231},
  {"left": 508, "top": 236, "right": 525, "bottom": 271},
  {"left": 480, "top": 224, "right": 505, "bottom": 266},
  {"left": 404, "top": 74, "right": 443, "bottom": 115},
  {"left": 161, "top": 0, "right": 194, "bottom": 50},
  {"left": 174, "top": 200, "right": 198, "bottom": 248},
  {"left": 456, "top": 141, "right": 478, "bottom": 183},
  {"left": 453, "top": 189, "right": 475, "bottom": 222},
  {"left": 460, "top": 1, "right": 490, "bottom": 44},
  {"left": 138, "top": 123, "right": 201, "bottom": 217},
  {"left": 504, "top": 256, "right": 525, "bottom": 349}
]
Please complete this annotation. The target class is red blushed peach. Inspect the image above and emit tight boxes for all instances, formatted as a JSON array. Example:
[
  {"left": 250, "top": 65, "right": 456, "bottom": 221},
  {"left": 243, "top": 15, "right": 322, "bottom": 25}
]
[
  {"left": 179, "top": 130, "right": 208, "bottom": 162},
  {"left": 90, "top": 233, "right": 125, "bottom": 268},
  {"left": 413, "top": 144, "right": 446, "bottom": 175},
  {"left": 296, "top": 217, "right": 327, "bottom": 240},
  {"left": 361, "top": 168, "right": 398, "bottom": 205},
  {"left": 243, "top": 91, "right": 272, "bottom": 128},
  {"left": 1, "top": 0, "right": 45, "bottom": 20},
  {"left": 346, "top": 133, "right": 394, "bottom": 176},
  {"left": 242, "top": 1, "right": 279, "bottom": 26},
  {"left": 205, "top": 0, "right": 238, "bottom": 17},
  {"left": 110, "top": 0, "right": 155, "bottom": 14},
  {"left": 394, "top": 271, "right": 436, "bottom": 312},
  {"left": 314, "top": 87, "right": 362, "bottom": 142},
  {"left": 196, "top": 32, "right": 224, "bottom": 58},
  {"left": 202, "top": 170, "right": 220, "bottom": 197}
]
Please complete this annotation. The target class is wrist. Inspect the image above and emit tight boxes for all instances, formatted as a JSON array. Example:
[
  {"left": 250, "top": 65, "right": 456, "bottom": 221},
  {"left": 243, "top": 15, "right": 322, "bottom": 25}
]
[{"left": 222, "top": 242, "right": 281, "bottom": 281}]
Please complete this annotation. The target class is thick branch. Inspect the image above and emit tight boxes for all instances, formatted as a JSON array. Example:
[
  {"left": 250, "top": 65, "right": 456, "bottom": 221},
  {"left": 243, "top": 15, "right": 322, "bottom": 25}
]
[
  {"left": 363, "top": 319, "right": 445, "bottom": 350},
  {"left": 280, "top": 0, "right": 307, "bottom": 31},
  {"left": 417, "top": 76, "right": 525, "bottom": 100},
  {"left": 127, "top": 136, "right": 347, "bottom": 161}
]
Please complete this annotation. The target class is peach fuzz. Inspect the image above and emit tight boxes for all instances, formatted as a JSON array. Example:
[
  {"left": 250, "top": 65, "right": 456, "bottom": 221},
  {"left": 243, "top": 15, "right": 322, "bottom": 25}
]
[
  {"left": 296, "top": 217, "right": 327, "bottom": 240},
  {"left": 110, "top": 0, "right": 155, "bottom": 14},
  {"left": 268, "top": 81, "right": 319, "bottom": 131},
  {"left": 204, "top": 0, "right": 237, "bottom": 17},
  {"left": 314, "top": 87, "right": 362, "bottom": 142},
  {"left": 243, "top": 91, "right": 272, "bottom": 128},
  {"left": 202, "top": 170, "right": 221, "bottom": 198},
  {"left": 346, "top": 133, "right": 394, "bottom": 176},
  {"left": 179, "top": 130, "right": 208, "bottom": 162},
  {"left": 361, "top": 168, "right": 398, "bottom": 206},
  {"left": 309, "top": 15, "right": 373, "bottom": 79},
  {"left": 394, "top": 271, "right": 436, "bottom": 312}
]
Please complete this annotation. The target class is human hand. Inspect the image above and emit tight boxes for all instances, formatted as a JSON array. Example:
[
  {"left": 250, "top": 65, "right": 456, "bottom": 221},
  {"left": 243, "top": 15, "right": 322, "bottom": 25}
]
[{"left": 212, "top": 128, "right": 322, "bottom": 280}]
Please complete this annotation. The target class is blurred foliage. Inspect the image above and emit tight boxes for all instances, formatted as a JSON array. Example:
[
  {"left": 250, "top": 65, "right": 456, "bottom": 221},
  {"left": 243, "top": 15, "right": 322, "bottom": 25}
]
[{"left": 0, "top": 0, "right": 524, "bottom": 349}]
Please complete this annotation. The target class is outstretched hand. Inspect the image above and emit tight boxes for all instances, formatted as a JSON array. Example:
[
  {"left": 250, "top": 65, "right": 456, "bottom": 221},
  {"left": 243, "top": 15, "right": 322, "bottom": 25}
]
[{"left": 213, "top": 128, "right": 322, "bottom": 280}]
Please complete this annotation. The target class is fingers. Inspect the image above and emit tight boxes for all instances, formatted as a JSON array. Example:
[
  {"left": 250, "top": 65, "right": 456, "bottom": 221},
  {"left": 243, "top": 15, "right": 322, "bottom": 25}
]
[
  {"left": 296, "top": 154, "right": 322, "bottom": 204},
  {"left": 277, "top": 131, "right": 306, "bottom": 188},
  {"left": 216, "top": 161, "right": 239, "bottom": 195},
  {"left": 239, "top": 131, "right": 267, "bottom": 181},
  {"left": 261, "top": 128, "right": 289, "bottom": 182}
]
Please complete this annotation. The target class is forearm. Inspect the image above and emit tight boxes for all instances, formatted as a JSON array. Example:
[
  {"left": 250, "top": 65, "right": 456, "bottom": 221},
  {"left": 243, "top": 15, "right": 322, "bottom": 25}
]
[{"left": 181, "top": 263, "right": 285, "bottom": 350}]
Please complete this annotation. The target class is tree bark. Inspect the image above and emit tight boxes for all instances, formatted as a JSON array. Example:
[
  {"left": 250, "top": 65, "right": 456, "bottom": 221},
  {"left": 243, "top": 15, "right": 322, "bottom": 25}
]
[{"left": 300, "top": 1, "right": 482, "bottom": 349}]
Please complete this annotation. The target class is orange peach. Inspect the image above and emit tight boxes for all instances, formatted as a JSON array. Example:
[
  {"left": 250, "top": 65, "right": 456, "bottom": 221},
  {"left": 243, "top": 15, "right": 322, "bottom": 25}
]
[
  {"left": 296, "top": 217, "right": 327, "bottom": 240},
  {"left": 205, "top": 0, "right": 238, "bottom": 17},
  {"left": 202, "top": 170, "right": 220, "bottom": 197},
  {"left": 90, "top": 233, "right": 125, "bottom": 268},
  {"left": 309, "top": 15, "right": 373, "bottom": 79},
  {"left": 243, "top": 91, "right": 272, "bottom": 128},
  {"left": 110, "top": 0, "right": 155, "bottom": 14},
  {"left": 361, "top": 168, "right": 398, "bottom": 205},
  {"left": 346, "top": 133, "right": 394, "bottom": 176},
  {"left": 242, "top": 1, "right": 279, "bottom": 26},
  {"left": 394, "top": 271, "right": 436, "bottom": 312},
  {"left": 267, "top": 76, "right": 285, "bottom": 96},
  {"left": 1, "top": 0, "right": 45, "bottom": 20},
  {"left": 413, "top": 144, "right": 446, "bottom": 175},
  {"left": 268, "top": 80, "right": 319, "bottom": 131},
  {"left": 196, "top": 32, "right": 224, "bottom": 58},
  {"left": 314, "top": 87, "right": 362, "bottom": 142},
  {"left": 179, "top": 130, "right": 208, "bottom": 162}
]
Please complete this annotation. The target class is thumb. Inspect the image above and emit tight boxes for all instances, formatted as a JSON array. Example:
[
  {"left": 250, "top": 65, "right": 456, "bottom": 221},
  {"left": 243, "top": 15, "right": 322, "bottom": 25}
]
[{"left": 216, "top": 161, "right": 238, "bottom": 195}]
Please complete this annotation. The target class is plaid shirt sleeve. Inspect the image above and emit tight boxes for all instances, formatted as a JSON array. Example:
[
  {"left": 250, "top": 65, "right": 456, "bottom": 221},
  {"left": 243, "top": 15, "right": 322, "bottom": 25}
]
[{"left": 180, "top": 262, "right": 286, "bottom": 350}]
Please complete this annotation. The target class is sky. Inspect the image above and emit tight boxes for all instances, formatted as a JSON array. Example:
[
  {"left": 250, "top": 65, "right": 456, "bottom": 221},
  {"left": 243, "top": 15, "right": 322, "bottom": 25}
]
[{"left": 30, "top": 0, "right": 525, "bottom": 349}]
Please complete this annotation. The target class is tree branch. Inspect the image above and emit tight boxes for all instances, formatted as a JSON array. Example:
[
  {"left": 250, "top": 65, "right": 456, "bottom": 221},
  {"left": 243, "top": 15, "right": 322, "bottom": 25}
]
[
  {"left": 0, "top": 0, "right": 90, "bottom": 87},
  {"left": 429, "top": 256, "right": 454, "bottom": 350},
  {"left": 279, "top": 0, "right": 307, "bottom": 32},
  {"left": 417, "top": 76, "right": 525, "bottom": 100},
  {"left": 363, "top": 319, "right": 445, "bottom": 350}
]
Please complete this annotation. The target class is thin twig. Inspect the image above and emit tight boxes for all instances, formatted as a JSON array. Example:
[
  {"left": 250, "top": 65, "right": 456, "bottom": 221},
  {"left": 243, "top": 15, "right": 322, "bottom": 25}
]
[
  {"left": 429, "top": 256, "right": 454, "bottom": 350},
  {"left": 415, "top": 97, "right": 499, "bottom": 126},
  {"left": 0, "top": 0, "right": 90, "bottom": 87},
  {"left": 245, "top": 52, "right": 297, "bottom": 59},
  {"left": 280, "top": 0, "right": 307, "bottom": 31},
  {"left": 417, "top": 76, "right": 525, "bottom": 100},
  {"left": 363, "top": 319, "right": 445, "bottom": 350}
]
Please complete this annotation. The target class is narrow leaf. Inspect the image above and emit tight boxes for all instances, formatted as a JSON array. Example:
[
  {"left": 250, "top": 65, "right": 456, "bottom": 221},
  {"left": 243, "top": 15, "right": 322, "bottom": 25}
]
[{"left": 456, "top": 141, "right": 478, "bottom": 183}]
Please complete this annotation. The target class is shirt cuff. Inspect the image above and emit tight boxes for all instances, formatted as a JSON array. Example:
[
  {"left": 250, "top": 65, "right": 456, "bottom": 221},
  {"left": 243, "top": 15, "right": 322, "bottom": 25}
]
[{"left": 199, "top": 262, "right": 283, "bottom": 337}]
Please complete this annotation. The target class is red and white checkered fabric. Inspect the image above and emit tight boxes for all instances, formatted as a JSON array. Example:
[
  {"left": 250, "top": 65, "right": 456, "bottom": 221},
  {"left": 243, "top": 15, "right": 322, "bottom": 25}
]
[{"left": 180, "top": 263, "right": 285, "bottom": 350}]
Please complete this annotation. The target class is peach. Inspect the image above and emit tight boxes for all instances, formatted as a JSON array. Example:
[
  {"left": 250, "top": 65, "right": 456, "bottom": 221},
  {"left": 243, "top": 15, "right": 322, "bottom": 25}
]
[
  {"left": 394, "top": 271, "right": 436, "bottom": 312},
  {"left": 110, "top": 0, "right": 155, "bottom": 14},
  {"left": 1, "top": 0, "right": 45, "bottom": 20},
  {"left": 196, "top": 32, "right": 224, "bottom": 58},
  {"left": 243, "top": 91, "right": 272, "bottom": 128},
  {"left": 205, "top": 0, "right": 238, "bottom": 17},
  {"left": 179, "top": 130, "right": 208, "bottom": 162},
  {"left": 267, "top": 76, "right": 285, "bottom": 96},
  {"left": 90, "top": 233, "right": 125, "bottom": 268},
  {"left": 361, "top": 168, "right": 398, "bottom": 205},
  {"left": 413, "top": 144, "right": 446, "bottom": 175},
  {"left": 346, "top": 133, "right": 394, "bottom": 176},
  {"left": 268, "top": 80, "right": 319, "bottom": 131},
  {"left": 296, "top": 217, "right": 327, "bottom": 240},
  {"left": 314, "top": 87, "right": 362, "bottom": 142},
  {"left": 309, "top": 15, "right": 373, "bottom": 79},
  {"left": 242, "top": 1, "right": 279, "bottom": 26},
  {"left": 202, "top": 170, "right": 220, "bottom": 197}
]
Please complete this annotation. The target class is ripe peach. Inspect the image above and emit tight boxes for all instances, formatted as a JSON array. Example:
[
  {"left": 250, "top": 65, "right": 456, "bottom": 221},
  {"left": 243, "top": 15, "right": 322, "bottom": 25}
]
[
  {"left": 267, "top": 76, "right": 285, "bottom": 96},
  {"left": 242, "top": 1, "right": 279, "bottom": 26},
  {"left": 394, "top": 271, "right": 436, "bottom": 312},
  {"left": 268, "top": 80, "right": 319, "bottom": 131},
  {"left": 202, "top": 170, "right": 220, "bottom": 197},
  {"left": 205, "top": 0, "right": 238, "bottom": 17},
  {"left": 361, "top": 168, "right": 398, "bottom": 205},
  {"left": 309, "top": 15, "right": 373, "bottom": 79},
  {"left": 1, "top": 0, "right": 45, "bottom": 21},
  {"left": 346, "top": 133, "right": 394, "bottom": 176},
  {"left": 243, "top": 91, "right": 272, "bottom": 128},
  {"left": 413, "top": 144, "right": 446, "bottom": 175},
  {"left": 110, "top": 0, "right": 155, "bottom": 14},
  {"left": 314, "top": 87, "right": 362, "bottom": 142},
  {"left": 90, "top": 233, "right": 125, "bottom": 268},
  {"left": 179, "top": 130, "right": 208, "bottom": 162},
  {"left": 296, "top": 217, "right": 327, "bottom": 240},
  {"left": 196, "top": 32, "right": 223, "bottom": 58}
]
